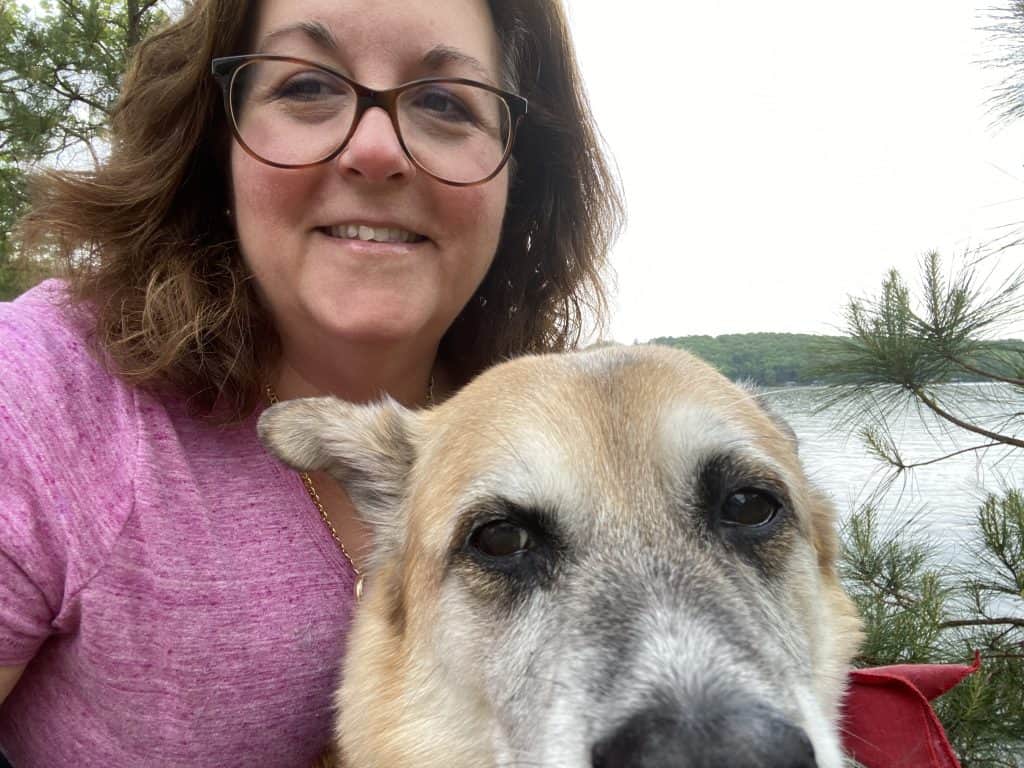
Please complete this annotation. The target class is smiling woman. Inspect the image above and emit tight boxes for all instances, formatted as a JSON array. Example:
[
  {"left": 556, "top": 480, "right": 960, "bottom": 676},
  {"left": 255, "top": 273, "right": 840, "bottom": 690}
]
[
  {"left": 229, "top": 0, "right": 519, "bottom": 407},
  {"left": 0, "top": 0, "right": 622, "bottom": 764}
]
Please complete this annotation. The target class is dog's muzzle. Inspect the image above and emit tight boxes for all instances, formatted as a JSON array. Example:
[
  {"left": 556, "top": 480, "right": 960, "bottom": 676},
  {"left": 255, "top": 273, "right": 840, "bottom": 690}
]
[{"left": 590, "top": 699, "right": 817, "bottom": 768}]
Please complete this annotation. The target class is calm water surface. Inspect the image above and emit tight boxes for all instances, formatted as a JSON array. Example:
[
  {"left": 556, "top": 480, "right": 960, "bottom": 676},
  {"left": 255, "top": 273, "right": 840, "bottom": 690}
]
[{"left": 762, "top": 383, "right": 1023, "bottom": 566}]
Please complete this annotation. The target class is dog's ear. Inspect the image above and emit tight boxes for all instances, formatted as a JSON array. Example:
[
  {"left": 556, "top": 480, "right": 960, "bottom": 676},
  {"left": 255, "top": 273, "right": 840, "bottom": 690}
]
[
  {"left": 737, "top": 381, "right": 799, "bottom": 453},
  {"left": 257, "top": 396, "right": 416, "bottom": 543},
  {"left": 757, "top": 397, "right": 799, "bottom": 452}
]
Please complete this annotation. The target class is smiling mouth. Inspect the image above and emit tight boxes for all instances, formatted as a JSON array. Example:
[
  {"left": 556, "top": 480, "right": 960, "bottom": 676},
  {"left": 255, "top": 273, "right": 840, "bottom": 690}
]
[{"left": 321, "top": 224, "right": 427, "bottom": 244}]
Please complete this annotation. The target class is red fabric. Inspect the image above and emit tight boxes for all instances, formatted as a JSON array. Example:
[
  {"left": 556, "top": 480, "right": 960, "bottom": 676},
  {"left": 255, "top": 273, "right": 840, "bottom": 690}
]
[{"left": 840, "top": 652, "right": 981, "bottom": 768}]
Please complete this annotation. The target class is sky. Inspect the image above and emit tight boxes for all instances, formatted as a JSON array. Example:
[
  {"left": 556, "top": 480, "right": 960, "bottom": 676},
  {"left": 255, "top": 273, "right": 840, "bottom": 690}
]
[{"left": 563, "top": 0, "right": 1024, "bottom": 342}]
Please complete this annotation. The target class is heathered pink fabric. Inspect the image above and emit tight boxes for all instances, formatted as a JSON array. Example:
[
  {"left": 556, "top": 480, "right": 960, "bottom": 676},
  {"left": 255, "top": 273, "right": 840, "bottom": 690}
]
[{"left": 0, "top": 281, "right": 358, "bottom": 767}]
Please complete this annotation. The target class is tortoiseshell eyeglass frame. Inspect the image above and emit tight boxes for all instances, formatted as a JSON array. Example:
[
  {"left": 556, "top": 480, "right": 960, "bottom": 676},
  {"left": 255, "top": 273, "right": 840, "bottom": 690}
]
[{"left": 211, "top": 54, "right": 528, "bottom": 187}]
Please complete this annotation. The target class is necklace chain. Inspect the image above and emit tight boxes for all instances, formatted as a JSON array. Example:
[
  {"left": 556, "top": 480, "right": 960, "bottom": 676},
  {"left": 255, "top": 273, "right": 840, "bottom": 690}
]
[
  {"left": 265, "top": 384, "right": 363, "bottom": 600},
  {"left": 264, "top": 379, "right": 434, "bottom": 603}
]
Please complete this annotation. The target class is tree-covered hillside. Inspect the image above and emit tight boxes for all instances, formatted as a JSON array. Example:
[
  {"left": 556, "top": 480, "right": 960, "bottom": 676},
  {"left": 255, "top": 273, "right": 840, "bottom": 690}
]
[
  {"left": 648, "top": 333, "right": 1024, "bottom": 386},
  {"left": 647, "top": 333, "right": 841, "bottom": 385}
]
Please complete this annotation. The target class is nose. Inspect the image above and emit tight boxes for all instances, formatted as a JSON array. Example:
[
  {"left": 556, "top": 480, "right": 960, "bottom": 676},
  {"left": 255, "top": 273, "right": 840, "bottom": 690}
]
[
  {"left": 591, "top": 702, "right": 817, "bottom": 768},
  {"left": 336, "top": 106, "right": 414, "bottom": 183}
]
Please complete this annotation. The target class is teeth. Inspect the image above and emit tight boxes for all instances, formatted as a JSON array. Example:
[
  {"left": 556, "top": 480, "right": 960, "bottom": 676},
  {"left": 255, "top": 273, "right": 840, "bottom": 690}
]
[{"left": 328, "top": 224, "right": 419, "bottom": 243}]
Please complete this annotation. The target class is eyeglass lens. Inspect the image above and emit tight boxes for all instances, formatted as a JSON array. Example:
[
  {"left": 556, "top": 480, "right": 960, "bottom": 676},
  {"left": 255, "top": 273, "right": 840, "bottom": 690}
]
[{"left": 229, "top": 59, "right": 512, "bottom": 184}]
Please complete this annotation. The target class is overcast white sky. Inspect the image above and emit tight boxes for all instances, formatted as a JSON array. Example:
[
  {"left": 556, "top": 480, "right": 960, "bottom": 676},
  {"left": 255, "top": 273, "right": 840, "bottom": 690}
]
[{"left": 564, "top": 1, "right": 1024, "bottom": 341}]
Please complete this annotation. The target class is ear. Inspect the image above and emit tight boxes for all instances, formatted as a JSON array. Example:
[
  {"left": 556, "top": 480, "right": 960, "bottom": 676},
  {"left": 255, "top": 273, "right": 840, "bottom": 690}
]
[
  {"left": 257, "top": 396, "right": 417, "bottom": 553},
  {"left": 737, "top": 381, "right": 800, "bottom": 453}
]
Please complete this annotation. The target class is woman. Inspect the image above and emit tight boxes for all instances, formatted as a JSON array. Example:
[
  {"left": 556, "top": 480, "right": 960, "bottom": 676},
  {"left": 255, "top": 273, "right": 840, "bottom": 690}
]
[{"left": 0, "top": 0, "right": 622, "bottom": 765}]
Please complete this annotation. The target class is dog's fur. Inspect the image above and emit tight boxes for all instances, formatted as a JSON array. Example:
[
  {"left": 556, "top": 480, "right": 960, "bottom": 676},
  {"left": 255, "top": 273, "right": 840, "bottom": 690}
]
[{"left": 259, "top": 345, "right": 863, "bottom": 768}]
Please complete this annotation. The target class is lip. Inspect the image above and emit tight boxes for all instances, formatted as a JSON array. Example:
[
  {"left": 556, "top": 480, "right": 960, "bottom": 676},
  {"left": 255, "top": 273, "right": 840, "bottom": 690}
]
[
  {"left": 317, "top": 219, "right": 431, "bottom": 244},
  {"left": 315, "top": 228, "right": 428, "bottom": 255}
]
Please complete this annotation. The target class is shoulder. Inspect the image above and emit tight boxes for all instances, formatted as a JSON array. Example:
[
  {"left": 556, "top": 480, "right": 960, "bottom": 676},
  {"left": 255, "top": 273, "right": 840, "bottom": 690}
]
[
  {"left": 0, "top": 281, "right": 140, "bottom": 634},
  {"left": 0, "top": 279, "right": 136, "bottom": 431},
  {"left": 0, "top": 280, "right": 139, "bottom": 477},
  {"left": 2, "top": 279, "right": 109, "bottom": 382},
  {"left": 0, "top": 277, "right": 141, "bottom": 497}
]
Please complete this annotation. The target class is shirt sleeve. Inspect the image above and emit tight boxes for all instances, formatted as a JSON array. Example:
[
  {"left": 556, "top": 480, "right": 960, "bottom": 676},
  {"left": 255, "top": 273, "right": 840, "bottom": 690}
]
[{"left": 0, "top": 282, "right": 137, "bottom": 664}]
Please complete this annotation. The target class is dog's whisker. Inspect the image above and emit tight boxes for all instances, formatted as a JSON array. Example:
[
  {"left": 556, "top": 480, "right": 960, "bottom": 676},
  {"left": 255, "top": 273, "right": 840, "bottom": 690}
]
[
  {"left": 836, "top": 723, "right": 881, "bottom": 749},
  {"left": 476, "top": 418, "right": 534, "bottom": 471}
]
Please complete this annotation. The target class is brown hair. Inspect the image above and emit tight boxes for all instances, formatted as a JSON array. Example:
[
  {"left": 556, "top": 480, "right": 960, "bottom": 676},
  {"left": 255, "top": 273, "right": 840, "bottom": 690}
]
[{"left": 18, "top": 0, "right": 624, "bottom": 421}]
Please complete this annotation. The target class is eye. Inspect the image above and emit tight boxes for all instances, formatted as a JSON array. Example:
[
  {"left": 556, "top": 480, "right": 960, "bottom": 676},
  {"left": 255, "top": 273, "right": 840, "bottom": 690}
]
[
  {"left": 720, "top": 489, "right": 781, "bottom": 528},
  {"left": 275, "top": 72, "right": 345, "bottom": 102},
  {"left": 409, "top": 87, "right": 475, "bottom": 123},
  {"left": 469, "top": 520, "right": 532, "bottom": 558}
]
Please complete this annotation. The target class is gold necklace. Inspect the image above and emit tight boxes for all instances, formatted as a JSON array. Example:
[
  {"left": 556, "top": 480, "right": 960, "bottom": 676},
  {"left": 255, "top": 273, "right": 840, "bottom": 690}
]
[{"left": 264, "top": 378, "right": 434, "bottom": 603}]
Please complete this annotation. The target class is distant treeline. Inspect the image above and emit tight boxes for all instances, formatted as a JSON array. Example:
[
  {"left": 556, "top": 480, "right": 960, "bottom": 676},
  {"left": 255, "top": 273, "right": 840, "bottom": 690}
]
[{"left": 647, "top": 333, "right": 1024, "bottom": 386}]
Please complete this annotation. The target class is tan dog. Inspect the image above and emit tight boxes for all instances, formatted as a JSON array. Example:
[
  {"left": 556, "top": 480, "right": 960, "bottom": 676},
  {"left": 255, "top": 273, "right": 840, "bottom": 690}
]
[{"left": 259, "top": 345, "right": 862, "bottom": 768}]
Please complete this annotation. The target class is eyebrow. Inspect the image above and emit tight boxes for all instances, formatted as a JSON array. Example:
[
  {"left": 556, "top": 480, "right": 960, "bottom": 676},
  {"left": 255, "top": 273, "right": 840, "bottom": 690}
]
[
  {"left": 421, "top": 45, "right": 494, "bottom": 83},
  {"left": 257, "top": 27, "right": 495, "bottom": 85},
  {"left": 259, "top": 21, "right": 338, "bottom": 53}
]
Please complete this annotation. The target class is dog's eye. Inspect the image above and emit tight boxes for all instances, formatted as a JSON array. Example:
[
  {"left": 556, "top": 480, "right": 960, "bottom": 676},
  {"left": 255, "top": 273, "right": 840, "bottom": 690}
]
[
  {"left": 721, "top": 490, "right": 780, "bottom": 528},
  {"left": 470, "top": 521, "right": 532, "bottom": 558}
]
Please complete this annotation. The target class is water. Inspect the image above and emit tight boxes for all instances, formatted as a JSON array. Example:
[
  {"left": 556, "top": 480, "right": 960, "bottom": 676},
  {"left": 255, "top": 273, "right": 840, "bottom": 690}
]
[{"left": 760, "top": 383, "right": 1023, "bottom": 567}]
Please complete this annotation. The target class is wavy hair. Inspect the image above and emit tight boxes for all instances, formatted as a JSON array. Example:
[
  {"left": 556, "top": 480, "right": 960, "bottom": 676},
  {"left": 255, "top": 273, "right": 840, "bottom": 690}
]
[{"left": 18, "top": 0, "right": 624, "bottom": 420}]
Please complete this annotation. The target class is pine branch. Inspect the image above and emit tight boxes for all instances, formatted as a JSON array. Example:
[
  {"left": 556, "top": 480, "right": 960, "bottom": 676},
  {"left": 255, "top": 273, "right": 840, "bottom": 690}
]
[
  {"left": 939, "top": 617, "right": 1024, "bottom": 629},
  {"left": 968, "top": 582, "right": 1023, "bottom": 598},
  {"left": 888, "top": 441, "right": 1002, "bottom": 471},
  {"left": 52, "top": 70, "right": 109, "bottom": 114},
  {"left": 50, "top": 0, "right": 110, "bottom": 58},
  {"left": 975, "top": 652, "right": 1024, "bottom": 661},
  {"left": 912, "top": 386, "right": 1024, "bottom": 448},
  {"left": 951, "top": 356, "right": 1024, "bottom": 387}
]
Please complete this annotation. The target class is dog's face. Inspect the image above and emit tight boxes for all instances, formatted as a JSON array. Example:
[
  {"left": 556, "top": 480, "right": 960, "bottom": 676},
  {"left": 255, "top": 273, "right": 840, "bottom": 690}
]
[{"left": 259, "top": 346, "right": 862, "bottom": 768}]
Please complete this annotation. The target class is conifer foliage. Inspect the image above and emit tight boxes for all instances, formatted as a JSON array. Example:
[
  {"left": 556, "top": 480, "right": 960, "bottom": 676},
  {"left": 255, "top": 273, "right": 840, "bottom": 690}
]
[
  {"left": 827, "top": 252, "right": 1024, "bottom": 767},
  {"left": 0, "top": 0, "right": 171, "bottom": 298}
]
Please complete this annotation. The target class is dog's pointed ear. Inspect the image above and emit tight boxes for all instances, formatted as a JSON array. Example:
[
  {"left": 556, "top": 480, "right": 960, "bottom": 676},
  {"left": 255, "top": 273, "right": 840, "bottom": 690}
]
[
  {"left": 757, "top": 397, "right": 799, "bottom": 453},
  {"left": 737, "top": 381, "right": 799, "bottom": 454},
  {"left": 257, "top": 396, "right": 417, "bottom": 540}
]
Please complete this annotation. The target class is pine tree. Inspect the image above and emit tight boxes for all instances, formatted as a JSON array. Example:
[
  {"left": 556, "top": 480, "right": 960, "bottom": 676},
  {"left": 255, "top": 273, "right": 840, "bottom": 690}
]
[
  {"left": 0, "top": 0, "right": 172, "bottom": 299},
  {"left": 823, "top": 252, "right": 1024, "bottom": 767}
]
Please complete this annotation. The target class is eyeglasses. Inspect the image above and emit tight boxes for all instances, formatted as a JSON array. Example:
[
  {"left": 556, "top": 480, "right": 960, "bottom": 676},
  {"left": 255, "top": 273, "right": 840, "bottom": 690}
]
[{"left": 211, "top": 54, "right": 528, "bottom": 187}]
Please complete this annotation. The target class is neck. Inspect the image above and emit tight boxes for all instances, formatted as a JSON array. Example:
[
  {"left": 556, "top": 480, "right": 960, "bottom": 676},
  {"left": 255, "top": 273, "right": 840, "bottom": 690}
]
[{"left": 270, "top": 339, "right": 442, "bottom": 408}]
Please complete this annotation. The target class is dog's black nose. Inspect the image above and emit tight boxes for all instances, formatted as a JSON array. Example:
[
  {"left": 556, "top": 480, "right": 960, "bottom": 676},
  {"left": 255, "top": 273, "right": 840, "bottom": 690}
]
[{"left": 590, "top": 702, "right": 817, "bottom": 768}]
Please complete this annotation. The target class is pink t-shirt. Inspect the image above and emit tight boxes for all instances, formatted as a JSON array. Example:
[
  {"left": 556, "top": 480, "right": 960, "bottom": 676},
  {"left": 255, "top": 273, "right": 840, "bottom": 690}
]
[{"left": 0, "top": 281, "right": 358, "bottom": 767}]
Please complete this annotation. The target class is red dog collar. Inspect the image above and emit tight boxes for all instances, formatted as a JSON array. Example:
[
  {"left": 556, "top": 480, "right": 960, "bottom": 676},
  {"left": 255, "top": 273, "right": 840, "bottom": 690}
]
[{"left": 840, "top": 652, "right": 981, "bottom": 768}]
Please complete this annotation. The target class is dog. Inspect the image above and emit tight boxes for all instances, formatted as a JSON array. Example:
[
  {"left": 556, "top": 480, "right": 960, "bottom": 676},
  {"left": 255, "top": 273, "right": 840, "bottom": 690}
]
[{"left": 258, "top": 345, "right": 863, "bottom": 768}]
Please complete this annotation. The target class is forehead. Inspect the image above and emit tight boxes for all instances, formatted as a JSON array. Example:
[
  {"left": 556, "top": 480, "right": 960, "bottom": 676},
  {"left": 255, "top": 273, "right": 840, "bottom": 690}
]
[
  {"left": 415, "top": 348, "right": 802, "bottom": 534},
  {"left": 251, "top": 0, "right": 502, "bottom": 84}
]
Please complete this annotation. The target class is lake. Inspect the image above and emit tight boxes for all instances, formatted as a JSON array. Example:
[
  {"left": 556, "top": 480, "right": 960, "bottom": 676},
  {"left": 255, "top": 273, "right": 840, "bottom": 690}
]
[{"left": 761, "top": 383, "right": 1023, "bottom": 568}]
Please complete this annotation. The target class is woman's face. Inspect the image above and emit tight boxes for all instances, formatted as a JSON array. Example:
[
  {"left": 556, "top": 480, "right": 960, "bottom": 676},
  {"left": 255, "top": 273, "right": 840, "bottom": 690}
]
[{"left": 231, "top": 0, "right": 509, "bottom": 376}]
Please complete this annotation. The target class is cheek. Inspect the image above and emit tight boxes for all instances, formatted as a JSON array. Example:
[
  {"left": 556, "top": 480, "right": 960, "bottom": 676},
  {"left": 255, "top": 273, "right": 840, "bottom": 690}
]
[
  {"left": 437, "top": 177, "right": 509, "bottom": 266},
  {"left": 229, "top": 148, "right": 314, "bottom": 243}
]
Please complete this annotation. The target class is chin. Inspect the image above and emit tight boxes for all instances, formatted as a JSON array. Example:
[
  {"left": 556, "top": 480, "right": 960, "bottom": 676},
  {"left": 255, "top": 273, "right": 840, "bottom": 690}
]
[{"left": 309, "top": 306, "right": 442, "bottom": 348}]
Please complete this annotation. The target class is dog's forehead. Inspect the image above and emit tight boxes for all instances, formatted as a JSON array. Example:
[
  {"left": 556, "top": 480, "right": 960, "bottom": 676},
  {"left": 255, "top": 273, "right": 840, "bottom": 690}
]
[{"left": 419, "top": 346, "right": 797, "bottom": 519}]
